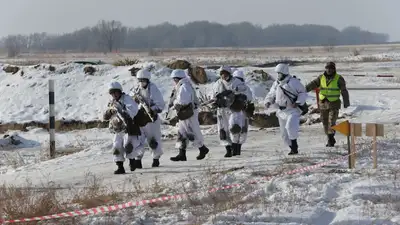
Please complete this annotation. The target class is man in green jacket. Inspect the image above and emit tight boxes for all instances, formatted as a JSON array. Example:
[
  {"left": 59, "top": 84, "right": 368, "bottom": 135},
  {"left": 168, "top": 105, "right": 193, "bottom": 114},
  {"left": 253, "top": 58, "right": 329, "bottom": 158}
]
[{"left": 305, "top": 62, "right": 350, "bottom": 147}]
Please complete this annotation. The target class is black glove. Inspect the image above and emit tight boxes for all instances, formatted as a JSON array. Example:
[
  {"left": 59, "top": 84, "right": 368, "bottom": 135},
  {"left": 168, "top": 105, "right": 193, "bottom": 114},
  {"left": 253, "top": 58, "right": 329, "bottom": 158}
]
[
  {"left": 174, "top": 104, "right": 183, "bottom": 111},
  {"left": 214, "top": 98, "right": 226, "bottom": 108},
  {"left": 216, "top": 90, "right": 234, "bottom": 99},
  {"left": 245, "top": 102, "right": 255, "bottom": 117}
]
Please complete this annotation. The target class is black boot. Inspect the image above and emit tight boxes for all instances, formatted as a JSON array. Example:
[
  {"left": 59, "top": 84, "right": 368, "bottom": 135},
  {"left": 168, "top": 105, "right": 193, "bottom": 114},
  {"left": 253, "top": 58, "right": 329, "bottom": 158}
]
[
  {"left": 196, "top": 145, "right": 209, "bottom": 160},
  {"left": 288, "top": 139, "right": 299, "bottom": 155},
  {"left": 232, "top": 143, "right": 240, "bottom": 156},
  {"left": 238, "top": 144, "right": 242, "bottom": 155},
  {"left": 170, "top": 148, "right": 187, "bottom": 161},
  {"left": 152, "top": 159, "right": 160, "bottom": 167},
  {"left": 129, "top": 159, "right": 136, "bottom": 171},
  {"left": 326, "top": 134, "right": 336, "bottom": 147},
  {"left": 135, "top": 159, "right": 143, "bottom": 169},
  {"left": 224, "top": 145, "right": 232, "bottom": 158},
  {"left": 114, "top": 161, "right": 126, "bottom": 174}
]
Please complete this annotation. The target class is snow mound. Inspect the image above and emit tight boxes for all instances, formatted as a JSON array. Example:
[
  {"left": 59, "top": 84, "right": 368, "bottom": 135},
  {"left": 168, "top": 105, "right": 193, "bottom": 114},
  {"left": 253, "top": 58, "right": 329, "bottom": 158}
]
[{"left": 0, "top": 62, "right": 273, "bottom": 124}]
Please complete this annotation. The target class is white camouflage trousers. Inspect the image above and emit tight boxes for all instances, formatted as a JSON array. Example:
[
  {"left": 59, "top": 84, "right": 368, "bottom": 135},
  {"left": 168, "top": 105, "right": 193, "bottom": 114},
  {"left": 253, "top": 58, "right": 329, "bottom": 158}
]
[
  {"left": 276, "top": 108, "right": 301, "bottom": 147},
  {"left": 113, "top": 132, "right": 144, "bottom": 162},
  {"left": 136, "top": 118, "right": 163, "bottom": 160},
  {"left": 217, "top": 108, "right": 248, "bottom": 145},
  {"left": 175, "top": 109, "right": 204, "bottom": 149}
]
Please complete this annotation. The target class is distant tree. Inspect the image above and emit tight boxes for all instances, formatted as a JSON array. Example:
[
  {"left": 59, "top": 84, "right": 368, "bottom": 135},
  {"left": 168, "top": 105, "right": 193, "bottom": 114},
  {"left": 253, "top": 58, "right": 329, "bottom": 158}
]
[
  {"left": 93, "top": 20, "right": 127, "bottom": 53},
  {"left": 0, "top": 21, "right": 390, "bottom": 52},
  {"left": 4, "top": 35, "right": 27, "bottom": 57}
]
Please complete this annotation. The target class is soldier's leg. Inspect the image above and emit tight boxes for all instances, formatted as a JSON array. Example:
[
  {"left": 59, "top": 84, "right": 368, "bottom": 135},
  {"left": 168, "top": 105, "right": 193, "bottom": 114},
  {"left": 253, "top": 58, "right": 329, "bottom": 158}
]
[
  {"left": 135, "top": 127, "right": 147, "bottom": 161},
  {"left": 125, "top": 134, "right": 145, "bottom": 171},
  {"left": 328, "top": 109, "right": 339, "bottom": 133},
  {"left": 112, "top": 133, "right": 126, "bottom": 174},
  {"left": 326, "top": 109, "right": 339, "bottom": 147},
  {"left": 218, "top": 109, "right": 233, "bottom": 157},
  {"left": 286, "top": 111, "right": 300, "bottom": 155},
  {"left": 277, "top": 114, "right": 290, "bottom": 148},
  {"left": 237, "top": 114, "right": 249, "bottom": 155},
  {"left": 320, "top": 109, "right": 330, "bottom": 135},
  {"left": 149, "top": 119, "right": 163, "bottom": 167},
  {"left": 171, "top": 120, "right": 189, "bottom": 162},
  {"left": 187, "top": 110, "right": 209, "bottom": 160},
  {"left": 228, "top": 111, "right": 243, "bottom": 156}
]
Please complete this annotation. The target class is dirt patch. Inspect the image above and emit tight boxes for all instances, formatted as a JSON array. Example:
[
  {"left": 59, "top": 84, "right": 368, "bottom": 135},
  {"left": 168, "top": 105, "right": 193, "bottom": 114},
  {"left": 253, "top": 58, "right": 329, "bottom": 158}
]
[
  {"left": 0, "top": 120, "right": 108, "bottom": 133},
  {"left": 2, "top": 65, "right": 20, "bottom": 74},
  {"left": 83, "top": 66, "right": 96, "bottom": 75},
  {"left": 167, "top": 60, "right": 191, "bottom": 70}
]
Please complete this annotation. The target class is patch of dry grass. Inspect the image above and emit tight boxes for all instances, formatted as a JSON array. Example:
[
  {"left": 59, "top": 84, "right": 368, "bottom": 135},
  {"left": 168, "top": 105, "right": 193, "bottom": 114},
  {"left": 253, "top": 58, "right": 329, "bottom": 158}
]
[{"left": 112, "top": 58, "right": 140, "bottom": 66}]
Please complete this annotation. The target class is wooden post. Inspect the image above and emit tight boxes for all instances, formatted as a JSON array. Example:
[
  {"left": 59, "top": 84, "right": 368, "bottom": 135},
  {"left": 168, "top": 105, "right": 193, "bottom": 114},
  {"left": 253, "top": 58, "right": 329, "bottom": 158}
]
[
  {"left": 347, "top": 135, "right": 351, "bottom": 169},
  {"left": 372, "top": 124, "right": 377, "bottom": 169},
  {"left": 366, "top": 123, "right": 384, "bottom": 169},
  {"left": 350, "top": 123, "right": 356, "bottom": 169},
  {"left": 49, "top": 80, "right": 56, "bottom": 159}
]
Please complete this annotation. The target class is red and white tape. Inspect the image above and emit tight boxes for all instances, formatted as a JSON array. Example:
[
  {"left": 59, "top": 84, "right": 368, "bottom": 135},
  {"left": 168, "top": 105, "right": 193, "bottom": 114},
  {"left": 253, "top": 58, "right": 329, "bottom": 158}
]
[
  {"left": 352, "top": 74, "right": 394, "bottom": 77},
  {"left": 1, "top": 150, "right": 359, "bottom": 224}
]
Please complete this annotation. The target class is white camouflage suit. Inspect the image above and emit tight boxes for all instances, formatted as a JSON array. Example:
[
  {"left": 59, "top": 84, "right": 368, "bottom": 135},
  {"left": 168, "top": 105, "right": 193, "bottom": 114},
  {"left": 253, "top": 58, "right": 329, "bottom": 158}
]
[
  {"left": 105, "top": 85, "right": 144, "bottom": 163},
  {"left": 264, "top": 64, "right": 307, "bottom": 153},
  {"left": 213, "top": 67, "right": 249, "bottom": 147},
  {"left": 173, "top": 76, "right": 204, "bottom": 149},
  {"left": 231, "top": 70, "right": 254, "bottom": 144},
  {"left": 130, "top": 82, "right": 165, "bottom": 160}
]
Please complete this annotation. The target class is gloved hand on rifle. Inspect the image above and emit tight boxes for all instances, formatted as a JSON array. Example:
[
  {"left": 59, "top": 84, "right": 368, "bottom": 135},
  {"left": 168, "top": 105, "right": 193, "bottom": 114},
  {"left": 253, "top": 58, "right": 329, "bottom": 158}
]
[
  {"left": 245, "top": 102, "right": 255, "bottom": 117},
  {"left": 214, "top": 90, "right": 234, "bottom": 108},
  {"left": 103, "top": 108, "right": 117, "bottom": 121},
  {"left": 133, "top": 96, "right": 140, "bottom": 104}
]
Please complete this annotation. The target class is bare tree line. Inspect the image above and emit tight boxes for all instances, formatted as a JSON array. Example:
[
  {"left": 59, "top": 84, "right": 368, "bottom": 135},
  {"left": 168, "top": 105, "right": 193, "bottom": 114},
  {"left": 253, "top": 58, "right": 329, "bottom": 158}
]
[{"left": 0, "top": 20, "right": 390, "bottom": 57}]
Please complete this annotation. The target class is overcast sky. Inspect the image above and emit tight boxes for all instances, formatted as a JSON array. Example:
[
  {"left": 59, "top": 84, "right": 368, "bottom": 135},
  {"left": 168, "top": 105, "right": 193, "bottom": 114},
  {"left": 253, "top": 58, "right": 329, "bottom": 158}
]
[{"left": 2, "top": 0, "right": 398, "bottom": 41}]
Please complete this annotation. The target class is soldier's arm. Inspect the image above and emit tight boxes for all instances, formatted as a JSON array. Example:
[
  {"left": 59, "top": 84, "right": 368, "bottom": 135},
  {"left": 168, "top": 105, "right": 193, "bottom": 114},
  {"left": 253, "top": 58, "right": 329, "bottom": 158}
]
[
  {"left": 293, "top": 80, "right": 307, "bottom": 105},
  {"left": 211, "top": 81, "right": 221, "bottom": 99},
  {"left": 264, "top": 81, "right": 277, "bottom": 104},
  {"left": 123, "top": 95, "right": 139, "bottom": 119},
  {"left": 338, "top": 76, "right": 350, "bottom": 107},
  {"left": 305, "top": 76, "right": 321, "bottom": 92},
  {"left": 150, "top": 85, "right": 165, "bottom": 112}
]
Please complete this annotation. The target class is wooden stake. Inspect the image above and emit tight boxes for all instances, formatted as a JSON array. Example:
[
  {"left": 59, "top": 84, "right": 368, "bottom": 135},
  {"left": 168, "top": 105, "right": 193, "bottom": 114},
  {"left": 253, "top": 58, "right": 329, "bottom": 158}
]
[
  {"left": 347, "top": 135, "right": 351, "bottom": 169},
  {"left": 372, "top": 124, "right": 377, "bottom": 169},
  {"left": 350, "top": 123, "right": 356, "bottom": 168}
]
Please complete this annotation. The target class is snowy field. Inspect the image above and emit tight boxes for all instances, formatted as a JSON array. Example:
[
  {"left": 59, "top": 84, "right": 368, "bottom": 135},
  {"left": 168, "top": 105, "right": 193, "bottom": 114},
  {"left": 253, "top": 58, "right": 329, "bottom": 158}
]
[{"left": 1, "top": 46, "right": 400, "bottom": 224}]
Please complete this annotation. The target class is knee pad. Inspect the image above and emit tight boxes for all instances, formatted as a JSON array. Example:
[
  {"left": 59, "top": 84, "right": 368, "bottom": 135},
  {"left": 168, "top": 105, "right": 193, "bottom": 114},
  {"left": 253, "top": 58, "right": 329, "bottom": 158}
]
[
  {"left": 219, "top": 129, "right": 227, "bottom": 140},
  {"left": 230, "top": 124, "right": 241, "bottom": 134},
  {"left": 112, "top": 148, "right": 120, "bottom": 155},
  {"left": 149, "top": 138, "right": 158, "bottom": 149},
  {"left": 124, "top": 143, "right": 133, "bottom": 154},
  {"left": 187, "top": 133, "right": 195, "bottom": 141}
]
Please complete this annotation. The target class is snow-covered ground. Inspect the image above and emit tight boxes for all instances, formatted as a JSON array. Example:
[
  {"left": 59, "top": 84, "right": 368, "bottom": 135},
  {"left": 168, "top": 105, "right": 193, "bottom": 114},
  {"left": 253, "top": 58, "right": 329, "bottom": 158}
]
[{"left": 1, "top": 54, "right": 400, "bottom": 224}]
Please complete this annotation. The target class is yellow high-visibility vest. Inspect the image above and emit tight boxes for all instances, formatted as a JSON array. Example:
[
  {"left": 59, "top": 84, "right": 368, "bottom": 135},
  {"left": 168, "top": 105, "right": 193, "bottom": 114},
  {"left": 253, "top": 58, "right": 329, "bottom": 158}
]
[{"left": 319, "top": 74, "right": 340, "bottom": 101}]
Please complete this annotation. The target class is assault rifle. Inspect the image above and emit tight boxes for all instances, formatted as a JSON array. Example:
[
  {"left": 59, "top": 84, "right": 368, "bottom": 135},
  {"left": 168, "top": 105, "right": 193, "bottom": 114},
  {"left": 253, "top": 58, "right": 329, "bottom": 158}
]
[
  {"left": 164, "top": 88, "right": 176, "bottom": 120},
  {"left": 200, "top": 90, "right": 235, "bottom": 107},
  {"left": 132, "top": 88, "right": 155, "bottom": 122}
]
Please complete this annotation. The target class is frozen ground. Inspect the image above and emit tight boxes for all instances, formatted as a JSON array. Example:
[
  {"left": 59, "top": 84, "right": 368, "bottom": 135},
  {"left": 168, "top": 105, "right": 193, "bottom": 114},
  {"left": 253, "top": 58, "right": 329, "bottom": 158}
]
[
  {"left": 2, "top": 43, "right": 400, "bottom": 65},
  {"left": 1, "top": 52, "right": 400, "bottom": 224},
  {"left": 1, "top": 124, "right": 399, "bottom": 224}
]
